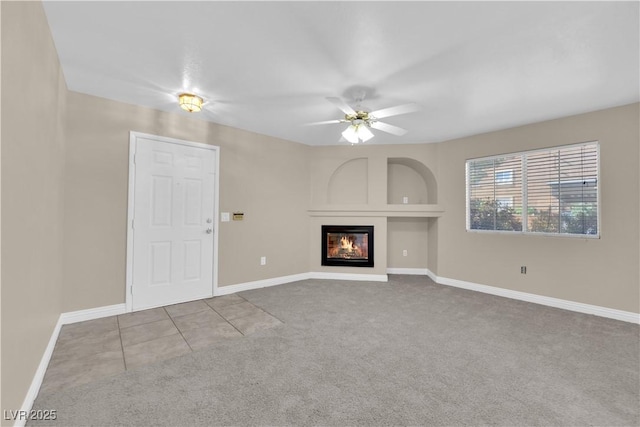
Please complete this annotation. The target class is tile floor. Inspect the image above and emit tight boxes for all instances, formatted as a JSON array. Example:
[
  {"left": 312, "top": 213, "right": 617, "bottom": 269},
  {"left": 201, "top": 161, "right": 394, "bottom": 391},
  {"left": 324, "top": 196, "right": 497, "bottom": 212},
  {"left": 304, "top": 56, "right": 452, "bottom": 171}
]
[{"left": 39, "top": 294, "right": 282, "bottom": 395}]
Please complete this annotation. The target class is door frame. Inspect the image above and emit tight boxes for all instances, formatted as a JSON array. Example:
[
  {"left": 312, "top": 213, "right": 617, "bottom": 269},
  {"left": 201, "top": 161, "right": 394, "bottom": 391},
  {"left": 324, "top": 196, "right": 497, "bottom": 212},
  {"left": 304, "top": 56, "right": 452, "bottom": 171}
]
[{"left": 125, "top": 131, "right": 220, "bottom": 313}]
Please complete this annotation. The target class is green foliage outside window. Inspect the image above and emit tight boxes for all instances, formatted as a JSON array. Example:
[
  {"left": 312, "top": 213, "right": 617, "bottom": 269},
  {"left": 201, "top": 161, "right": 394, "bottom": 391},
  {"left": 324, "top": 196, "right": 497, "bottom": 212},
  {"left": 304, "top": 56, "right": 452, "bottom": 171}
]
[
  {"left": 529, "top": 206, "right": 598, "bottom": 235},
  {"left": 469, "top": 199, "right": 522, "bottom": 231}
]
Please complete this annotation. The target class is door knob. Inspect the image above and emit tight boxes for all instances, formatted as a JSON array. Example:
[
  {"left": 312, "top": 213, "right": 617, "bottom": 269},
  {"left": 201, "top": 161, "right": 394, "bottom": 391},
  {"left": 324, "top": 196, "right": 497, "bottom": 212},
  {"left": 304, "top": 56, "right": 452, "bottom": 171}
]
[{"left": 206, "top": 228, "right": 213, "bottom": 234}]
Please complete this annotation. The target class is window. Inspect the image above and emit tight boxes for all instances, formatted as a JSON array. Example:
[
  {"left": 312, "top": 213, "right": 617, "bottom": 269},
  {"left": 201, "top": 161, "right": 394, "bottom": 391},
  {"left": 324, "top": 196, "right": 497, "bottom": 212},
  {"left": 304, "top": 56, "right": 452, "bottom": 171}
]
[
  {"left": 496, "top": 196, "right": 514, "bottom": 208},
  {"left": 495, "top": 170, "right": 513, "bottom": 185},
  {"left": 466, "top": 141, "right": 599, "bottom": 237},
  {"left": 467, "top": 154, "right": 522, "bottom": 231}
]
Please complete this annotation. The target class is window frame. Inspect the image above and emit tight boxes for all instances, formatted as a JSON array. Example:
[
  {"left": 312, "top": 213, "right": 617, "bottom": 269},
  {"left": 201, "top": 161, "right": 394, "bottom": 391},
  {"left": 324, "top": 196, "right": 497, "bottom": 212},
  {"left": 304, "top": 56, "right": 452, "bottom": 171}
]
[{"left": 465, "top": 141, "right": 600, "bottom": 238}]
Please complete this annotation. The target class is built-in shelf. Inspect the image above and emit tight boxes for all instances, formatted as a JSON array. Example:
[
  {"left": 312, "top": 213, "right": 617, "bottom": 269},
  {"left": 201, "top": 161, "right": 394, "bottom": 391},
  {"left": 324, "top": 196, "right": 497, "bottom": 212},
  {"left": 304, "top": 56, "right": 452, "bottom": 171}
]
[
  {"left": 387, "top": 157, "right": 437, "bottom": 205},
  {"left": 308, "top": 204, "right": 444, "bottom": 218}
]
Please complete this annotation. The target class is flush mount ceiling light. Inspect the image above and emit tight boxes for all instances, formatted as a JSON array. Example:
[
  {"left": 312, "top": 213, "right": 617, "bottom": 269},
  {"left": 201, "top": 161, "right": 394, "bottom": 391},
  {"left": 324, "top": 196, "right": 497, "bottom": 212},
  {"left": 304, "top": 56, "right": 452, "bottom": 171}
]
[{"left": 178, "top": 93, "right": 203, "bottom": 113}]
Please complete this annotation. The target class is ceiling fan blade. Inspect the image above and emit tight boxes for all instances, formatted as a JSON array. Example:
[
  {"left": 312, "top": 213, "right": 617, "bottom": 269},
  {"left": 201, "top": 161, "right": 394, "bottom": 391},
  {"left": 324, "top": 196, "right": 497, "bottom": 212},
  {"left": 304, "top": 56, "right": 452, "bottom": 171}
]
[
  {"left": 326, "top": 97, "right": 356, "bottom": 115},
  {"left": 305, "top": 119, "right": 344, "bottom": 126},
  {"left": 370, "top": 121, "right": 408, "bottom": 136},
  {"left": 369, "top": 103, "right": 421, "bottom": 119}
]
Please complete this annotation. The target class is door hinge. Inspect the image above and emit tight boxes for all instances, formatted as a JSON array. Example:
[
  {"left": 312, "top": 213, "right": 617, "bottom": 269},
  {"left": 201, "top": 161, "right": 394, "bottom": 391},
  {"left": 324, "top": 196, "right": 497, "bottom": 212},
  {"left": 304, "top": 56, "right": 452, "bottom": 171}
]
[
  {"left": 131, "top": 219, "right": 135, "bottom": 229},
  {"left": 130, "top": 286, "right": 133, "bottom": 295}
]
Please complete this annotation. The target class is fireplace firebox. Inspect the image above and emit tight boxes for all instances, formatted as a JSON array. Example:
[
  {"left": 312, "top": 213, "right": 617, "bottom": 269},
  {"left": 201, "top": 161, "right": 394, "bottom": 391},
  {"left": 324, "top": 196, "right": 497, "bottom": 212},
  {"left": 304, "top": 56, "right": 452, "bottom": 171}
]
[{"left": 321, "top": 225, "right": 374, "bottom": 267}]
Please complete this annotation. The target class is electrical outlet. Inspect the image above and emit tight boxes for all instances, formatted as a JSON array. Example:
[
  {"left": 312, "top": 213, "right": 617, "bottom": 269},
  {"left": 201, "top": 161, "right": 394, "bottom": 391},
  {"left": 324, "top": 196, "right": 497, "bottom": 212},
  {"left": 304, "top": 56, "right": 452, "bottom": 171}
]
[
  {"left": 402, "top": 249, "right": 408, "bottom": 257},
  {"left": 260, "top": 256, "right": 266, "bottom": 266},
  {"left": 402, "top": 196, "right": 409, "bottom": 204},
  {"left": 521, "top": 266, "right": 527, "bottom": 274}
]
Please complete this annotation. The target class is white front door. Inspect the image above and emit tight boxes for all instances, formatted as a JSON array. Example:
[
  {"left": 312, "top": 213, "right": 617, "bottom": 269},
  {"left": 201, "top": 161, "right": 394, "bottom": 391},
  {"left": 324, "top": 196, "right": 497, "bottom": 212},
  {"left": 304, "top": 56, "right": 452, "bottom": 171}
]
[{"left": 129, "top": 134, "right": 217, "bottom": 311}]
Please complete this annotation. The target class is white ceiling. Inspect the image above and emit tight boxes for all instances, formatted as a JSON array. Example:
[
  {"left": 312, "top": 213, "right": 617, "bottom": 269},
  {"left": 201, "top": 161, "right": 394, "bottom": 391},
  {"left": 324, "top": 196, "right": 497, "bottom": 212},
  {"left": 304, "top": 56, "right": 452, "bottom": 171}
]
[{"left": 43, "top": 1, "right": 639, "bottom": 146}]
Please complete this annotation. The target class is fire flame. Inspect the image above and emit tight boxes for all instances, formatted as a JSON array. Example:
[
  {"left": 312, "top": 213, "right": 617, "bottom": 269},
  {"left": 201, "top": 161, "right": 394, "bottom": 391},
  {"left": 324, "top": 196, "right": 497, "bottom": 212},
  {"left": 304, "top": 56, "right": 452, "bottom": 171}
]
[
  {"left": 340, "top": 236, "right": 358, "bottom": 252},
  {"left": 328, "top": 234, "right": 364, "bottom": 259}
]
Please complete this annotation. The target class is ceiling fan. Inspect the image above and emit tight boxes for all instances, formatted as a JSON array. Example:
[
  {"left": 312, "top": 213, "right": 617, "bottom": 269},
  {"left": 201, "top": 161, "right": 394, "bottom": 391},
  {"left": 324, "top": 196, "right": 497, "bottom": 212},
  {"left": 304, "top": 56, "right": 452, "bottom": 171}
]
[{"left": 309, "top": 96, "right": 421, "bottom": 144}]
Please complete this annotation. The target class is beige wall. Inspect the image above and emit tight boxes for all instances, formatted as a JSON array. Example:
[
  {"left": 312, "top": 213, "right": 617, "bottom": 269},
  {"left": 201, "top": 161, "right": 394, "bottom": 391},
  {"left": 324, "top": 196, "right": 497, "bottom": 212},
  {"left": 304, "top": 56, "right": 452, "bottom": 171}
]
[
  {"left": 436, "top": 103, "right": 640, "bottom": 313},
  {"left": 387, "top": 218, "right": 429, "bottom": 269},
  {"left": 309, "top": 144, "right": 440, "bottom": 274},
  {"left": 63, "top": 92, "right": 310, "bottom": 312},
  {"left": 426, "top": 217, "right": 438, "bottom": 273},
  {"left": 387, "top": 159, "right": 432, "bottom": 204},
  {"left": 327, "top": 158, "right": 369, "bottom": 204},
  {"left": 1, "top": 1, "right": 639, "bottom": 419},
  {"left": 310, "top": 144, "right": 440, "bottom": 208},
  {"left": 308, "top": 106, "right": 639, "bottom": 314},
  {"left": 1, "top": 2, "right": 67, "bottom": 420},
  {"left": 388, "top": 163, "right": 428, "bottom": 204}
]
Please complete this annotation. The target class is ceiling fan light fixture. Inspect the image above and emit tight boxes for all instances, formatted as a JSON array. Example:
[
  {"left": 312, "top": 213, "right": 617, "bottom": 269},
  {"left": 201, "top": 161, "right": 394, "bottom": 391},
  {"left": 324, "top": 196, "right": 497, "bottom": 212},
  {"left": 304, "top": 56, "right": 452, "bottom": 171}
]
[
  {"left": 358, "top": 124, "right": 374, "bottom": 142},
  {"left": 342, "top": 123, "right": 375, "bottom": 144},
  {"left": 342, "top": 125, "right": 359, "bottom": 144},
  {"left": 321, "top": 96, "right": 418, "bottom": 144},
  {"left": 178, "top": 93, "right": 203, "bottom": 113}
]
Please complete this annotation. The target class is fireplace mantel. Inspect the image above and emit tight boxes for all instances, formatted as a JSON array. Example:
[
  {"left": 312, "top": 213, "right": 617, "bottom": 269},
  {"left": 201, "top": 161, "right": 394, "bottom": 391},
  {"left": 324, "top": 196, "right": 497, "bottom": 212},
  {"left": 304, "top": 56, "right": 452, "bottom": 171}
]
[{"left": 308, "top": 204, "right": 444, "bottom": 218}]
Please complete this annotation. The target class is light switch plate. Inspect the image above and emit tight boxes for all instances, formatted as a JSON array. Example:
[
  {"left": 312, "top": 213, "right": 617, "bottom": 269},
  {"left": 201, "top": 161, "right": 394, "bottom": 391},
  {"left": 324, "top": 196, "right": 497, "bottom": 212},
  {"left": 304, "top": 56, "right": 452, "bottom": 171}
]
[{"left": 221, "top": 212, "right": 230, "bottom": 222}]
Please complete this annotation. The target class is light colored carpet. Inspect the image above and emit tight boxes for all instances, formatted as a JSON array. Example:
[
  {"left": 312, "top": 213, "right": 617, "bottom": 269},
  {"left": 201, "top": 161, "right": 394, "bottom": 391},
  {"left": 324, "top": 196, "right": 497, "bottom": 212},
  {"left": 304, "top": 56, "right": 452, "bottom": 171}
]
[{"left": 30, "top": 275, "right": 639, "bottom": 426}]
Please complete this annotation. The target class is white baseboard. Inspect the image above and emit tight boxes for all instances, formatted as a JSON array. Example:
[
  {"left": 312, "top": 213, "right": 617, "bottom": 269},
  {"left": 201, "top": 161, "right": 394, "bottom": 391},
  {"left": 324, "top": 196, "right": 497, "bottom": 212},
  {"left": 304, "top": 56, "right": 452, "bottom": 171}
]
[
  {"left": 391, "top": 269, "right": 639, "bottom": 324},
  {"left": 59, "top": 303, "right": 126, "bottom": 325},
  {"left": 425, "top": 268, "right": 439, "bottom": 283},
  {"left": 387, "top": 268, "right": 430, "bottom": 276},
  {"left": 215, "top": 273, "right": 312, "bottom": 296},
  {"left": 309, "top": 272, "right": 388, "bottom": 282},
  {"left": 216, "top": 272, "right": 389, "bottom": 295},
  {"left": 15, "top": 317, "right": 63, "bottom": 427},
  {"left": 435, "top": 275, "right": 640, "bottom": 324},
  {"left": 16, "top": 303, "right": 126, "bottom": 426}
]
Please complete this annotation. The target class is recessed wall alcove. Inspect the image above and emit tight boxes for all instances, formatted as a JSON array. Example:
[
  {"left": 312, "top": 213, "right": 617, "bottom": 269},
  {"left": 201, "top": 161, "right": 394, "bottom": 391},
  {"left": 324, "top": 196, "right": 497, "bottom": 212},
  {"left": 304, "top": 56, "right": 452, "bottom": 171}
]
[
  {"left": 311, "top": 154, "right": 441, "bottom": 276},
  {"left": 327, "top": 157, "right": 368, "bottom": 204},
  {"left": 317, "top": 156, "right": 440, "bottom": 215},
  {"left": 387, "top": 157, "right": 437, "bottom": 205}
]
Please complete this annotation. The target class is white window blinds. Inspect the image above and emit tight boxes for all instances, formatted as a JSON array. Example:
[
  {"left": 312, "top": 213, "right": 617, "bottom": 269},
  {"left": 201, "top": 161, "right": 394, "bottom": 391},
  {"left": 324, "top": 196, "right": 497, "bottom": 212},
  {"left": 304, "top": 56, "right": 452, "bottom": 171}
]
[
  {"left": 466, "top": 142, "right": 599, "bottom": 236},
  {"left": 526, "top": 143, "right": 598, "bottom": 235},
  {"left": 467, "top": 155, "right": 523, "bottom": 231}
]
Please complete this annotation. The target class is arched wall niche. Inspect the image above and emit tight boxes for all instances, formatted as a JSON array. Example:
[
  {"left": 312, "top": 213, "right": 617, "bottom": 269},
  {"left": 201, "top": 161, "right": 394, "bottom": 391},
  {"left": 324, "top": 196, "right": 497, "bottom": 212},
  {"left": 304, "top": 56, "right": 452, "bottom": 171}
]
[
  {"left": 327, "top": 157, "right": 368, "bottom": 204},
  {"left": 387, "top": 157, "right": 437, "bottom": 204}
]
